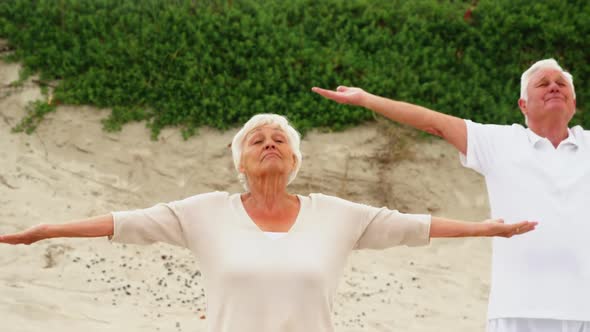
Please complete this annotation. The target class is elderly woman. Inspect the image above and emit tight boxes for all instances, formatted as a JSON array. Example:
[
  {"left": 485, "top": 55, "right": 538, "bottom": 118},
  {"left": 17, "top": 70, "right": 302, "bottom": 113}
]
[{"left": 0, "top": 113, "right": 536, "bottom": 332}]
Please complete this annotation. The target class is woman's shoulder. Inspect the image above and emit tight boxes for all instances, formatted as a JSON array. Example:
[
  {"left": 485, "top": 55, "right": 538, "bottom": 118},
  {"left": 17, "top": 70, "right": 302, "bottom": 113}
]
[
  {"left": 303, "top": 193, "right": 371, "bottom": 210},
  {"left": 175, "top": 191, "right": 233, "bottom": 206}
]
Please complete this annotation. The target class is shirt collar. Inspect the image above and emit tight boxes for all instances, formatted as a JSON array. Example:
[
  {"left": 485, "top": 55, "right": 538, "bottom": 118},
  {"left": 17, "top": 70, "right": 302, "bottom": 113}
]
[{"left": 526, "top": 127, "right": 579, "bottom": 148}]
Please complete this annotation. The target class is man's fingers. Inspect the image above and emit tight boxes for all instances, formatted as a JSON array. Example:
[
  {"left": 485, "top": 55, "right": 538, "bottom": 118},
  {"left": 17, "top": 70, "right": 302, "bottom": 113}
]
[
  {"left": 311, "top": 87, "right": 337, "bottom": 98},
  {"left": 336, "top": 86, "right": 348, "bottom": 92},
  {"left": 311, "top": 87, "right": 349, "bottom": 104}
]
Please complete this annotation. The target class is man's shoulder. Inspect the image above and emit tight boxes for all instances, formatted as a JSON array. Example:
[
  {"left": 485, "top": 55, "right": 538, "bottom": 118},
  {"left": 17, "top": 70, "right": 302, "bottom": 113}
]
[
  {"left": 466, "top": 120, "right": 528, "bottom": 136},
  {"left": 570, "top": 125, "right": 590, "bottom": 136}
]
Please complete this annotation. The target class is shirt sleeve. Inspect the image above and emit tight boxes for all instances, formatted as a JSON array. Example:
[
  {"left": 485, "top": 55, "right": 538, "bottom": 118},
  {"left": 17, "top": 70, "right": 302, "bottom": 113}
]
[
  {"left": 354, "top": 206, "right": 431, "bottom": 250},
  {"left": 459, "top": 120, "right": 508, "bottom": 176}
]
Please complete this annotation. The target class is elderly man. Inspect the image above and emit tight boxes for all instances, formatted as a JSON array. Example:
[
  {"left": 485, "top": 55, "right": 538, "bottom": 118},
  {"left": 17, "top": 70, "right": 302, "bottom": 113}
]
[{"left": 313, "top": 58, "right": 590, "bottom": 332}]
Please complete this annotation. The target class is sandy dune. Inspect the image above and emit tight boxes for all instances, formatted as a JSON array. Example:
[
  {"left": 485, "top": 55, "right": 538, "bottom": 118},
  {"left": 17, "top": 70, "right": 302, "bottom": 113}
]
[{"left": 0, "top": 58, "right": 492, "bottom": 332}]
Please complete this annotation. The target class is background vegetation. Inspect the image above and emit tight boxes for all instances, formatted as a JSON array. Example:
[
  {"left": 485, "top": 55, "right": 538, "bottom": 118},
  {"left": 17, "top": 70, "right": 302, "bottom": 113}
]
[{"left": 1, "top": 0, "right": 588, "bottom": 138}]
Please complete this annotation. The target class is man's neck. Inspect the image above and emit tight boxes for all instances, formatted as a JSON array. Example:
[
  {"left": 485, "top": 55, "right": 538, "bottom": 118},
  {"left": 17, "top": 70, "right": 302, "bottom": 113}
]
[{"left": 529, "top": 124, "right": 569, "bottom": 148}]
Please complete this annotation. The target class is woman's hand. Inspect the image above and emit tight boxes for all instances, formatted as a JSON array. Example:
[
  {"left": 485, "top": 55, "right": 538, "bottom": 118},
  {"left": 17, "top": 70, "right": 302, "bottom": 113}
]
[
  {"left": 311, "top": 86, "right": 368, "bottom": 106},
  {"left": 480, "top": 219, "right": 538, "bottom": 238},
  {"left": 430, "top": 217, "right": 537, "bottom": 238},
  {"left": 0, "top": 224, "right": 49, "bottom": 245},
  {"left": 0, "top": 214, "right": 114, "bottom": 245}
]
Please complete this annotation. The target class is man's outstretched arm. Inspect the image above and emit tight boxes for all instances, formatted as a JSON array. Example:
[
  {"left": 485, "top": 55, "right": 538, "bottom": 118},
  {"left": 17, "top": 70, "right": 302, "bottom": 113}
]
[{"left": 312, "top": 86, "right": 467, "bottom": 155}]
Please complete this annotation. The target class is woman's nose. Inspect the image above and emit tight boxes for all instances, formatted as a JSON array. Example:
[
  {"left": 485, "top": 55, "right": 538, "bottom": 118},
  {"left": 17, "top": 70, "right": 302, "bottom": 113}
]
[{"left": 264, "top": 141, "right": 276, "bottom": 149}]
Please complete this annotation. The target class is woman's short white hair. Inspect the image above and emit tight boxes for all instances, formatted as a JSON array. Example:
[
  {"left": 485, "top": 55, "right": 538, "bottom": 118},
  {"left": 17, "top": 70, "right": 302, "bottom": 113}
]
[
  {"left": 520, "top": 58, "right": 576, "bottom": 101},
  {"left": 231, "top": 113, "right": 302, "bottom": 191}
]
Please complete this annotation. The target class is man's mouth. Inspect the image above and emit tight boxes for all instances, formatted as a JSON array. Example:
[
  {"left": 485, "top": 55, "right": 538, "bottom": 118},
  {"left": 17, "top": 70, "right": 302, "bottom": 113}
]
[{"left": 545, "top": 95, "right": 564, "bottom": 102}]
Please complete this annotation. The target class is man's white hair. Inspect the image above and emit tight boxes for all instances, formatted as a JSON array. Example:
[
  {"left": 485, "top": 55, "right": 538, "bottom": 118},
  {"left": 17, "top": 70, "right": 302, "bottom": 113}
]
[
  {"left": 520, "top": 58, "right": 576, "bottom": 101},
  {"left": 231, "top": 113, "right": 302, "bottom": 191}
]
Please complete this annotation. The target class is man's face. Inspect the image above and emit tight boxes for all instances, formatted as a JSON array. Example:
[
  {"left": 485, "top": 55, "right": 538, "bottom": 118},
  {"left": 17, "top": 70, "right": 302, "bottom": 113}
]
[{"left": 519, "top": 68, "right": 576, "bottom": 127}]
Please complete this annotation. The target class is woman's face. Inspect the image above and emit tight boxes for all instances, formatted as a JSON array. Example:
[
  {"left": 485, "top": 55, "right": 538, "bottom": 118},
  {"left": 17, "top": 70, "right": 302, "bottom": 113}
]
[{"left": 239, "top": 125, "right": 296, "bottom": 182}]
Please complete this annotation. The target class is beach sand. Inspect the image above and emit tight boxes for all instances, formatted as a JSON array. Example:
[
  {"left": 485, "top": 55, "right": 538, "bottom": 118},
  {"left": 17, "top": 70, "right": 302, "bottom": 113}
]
[{"left": 0, "top": 57, "right": 491, "bottom": 332}]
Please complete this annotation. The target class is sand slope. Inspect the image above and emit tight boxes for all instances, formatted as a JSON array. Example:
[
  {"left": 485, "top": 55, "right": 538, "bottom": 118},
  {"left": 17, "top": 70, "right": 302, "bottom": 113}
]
[{"left": 0, "top": 58, "right": 491, "bottom": 332}]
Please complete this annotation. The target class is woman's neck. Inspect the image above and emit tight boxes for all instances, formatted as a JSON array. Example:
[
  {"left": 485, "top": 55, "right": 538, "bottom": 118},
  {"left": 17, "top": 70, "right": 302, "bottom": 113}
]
[{"left": 244, "top": 174, "right": 294, "bottom": 209}]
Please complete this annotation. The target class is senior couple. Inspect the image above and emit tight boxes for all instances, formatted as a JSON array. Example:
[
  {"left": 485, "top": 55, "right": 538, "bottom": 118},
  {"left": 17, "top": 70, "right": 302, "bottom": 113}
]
[{"left": 1, "top": 59, "right": 587, "bottom": 332}]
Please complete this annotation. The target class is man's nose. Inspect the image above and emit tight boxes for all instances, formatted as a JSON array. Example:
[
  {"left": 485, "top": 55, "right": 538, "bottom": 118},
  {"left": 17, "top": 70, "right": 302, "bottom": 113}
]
[{"left": 548, "top": 81, "right": 561, "bottom": 92}]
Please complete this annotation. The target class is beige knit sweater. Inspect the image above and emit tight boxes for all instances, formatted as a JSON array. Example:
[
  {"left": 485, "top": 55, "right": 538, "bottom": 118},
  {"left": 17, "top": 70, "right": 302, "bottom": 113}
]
[{"left": 111, "top": 192, "right": 431, "bottom": 332}]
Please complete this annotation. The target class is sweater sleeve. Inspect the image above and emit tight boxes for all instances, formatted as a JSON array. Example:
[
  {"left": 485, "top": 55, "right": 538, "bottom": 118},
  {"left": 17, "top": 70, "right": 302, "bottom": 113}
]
[
  {"left": 109, "top": 192, "right": 226, "bottom": 247},
  {"left": 354, "top": 206, "right": 431, "bottom": 250},
  {"left": 110, "top": 201, "right": 187, "bottom": 247}
]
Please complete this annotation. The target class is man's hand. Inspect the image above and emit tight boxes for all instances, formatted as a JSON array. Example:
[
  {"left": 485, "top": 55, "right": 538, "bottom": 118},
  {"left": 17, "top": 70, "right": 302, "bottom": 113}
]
[
  {"left": 312, "top": 85, "right": 468, "bottom": 154},
  {"left": 312, "top": 86, "right": 368, "bottom": 106}
]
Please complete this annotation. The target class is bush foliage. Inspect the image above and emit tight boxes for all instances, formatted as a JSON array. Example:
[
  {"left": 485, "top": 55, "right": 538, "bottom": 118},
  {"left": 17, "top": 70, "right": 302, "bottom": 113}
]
[{"left": 1, "top": 0, "right": 588, "bottom": 137}]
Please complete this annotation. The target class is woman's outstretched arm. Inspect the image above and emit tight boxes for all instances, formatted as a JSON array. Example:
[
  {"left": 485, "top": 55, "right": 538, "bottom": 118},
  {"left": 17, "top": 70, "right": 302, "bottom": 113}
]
[{"left": 0, "top": 214, "right": 114, "bottom": 245}]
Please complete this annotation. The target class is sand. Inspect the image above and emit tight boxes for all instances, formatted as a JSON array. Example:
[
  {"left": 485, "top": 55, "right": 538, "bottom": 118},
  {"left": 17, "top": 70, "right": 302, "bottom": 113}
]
[{"left": 0, "top": 56, "right": 492, "bottom": 332}]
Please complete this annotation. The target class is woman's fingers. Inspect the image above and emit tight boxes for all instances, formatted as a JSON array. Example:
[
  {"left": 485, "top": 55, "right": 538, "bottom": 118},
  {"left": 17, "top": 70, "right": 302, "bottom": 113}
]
[
  {"left": 0, "top": 233, "right": 24, "bottom": 245},
  {"left": 484, "top": 219, "right": 537, "bottom": 237},
  {"left": 0, "top": 225, "right": 46, "bottom": 245},
  {"left": 514, "top": 221, "right": 538, "bottom": 234},
  {"left": 505, "top": 221, "right": 538, "bottom": 237}
]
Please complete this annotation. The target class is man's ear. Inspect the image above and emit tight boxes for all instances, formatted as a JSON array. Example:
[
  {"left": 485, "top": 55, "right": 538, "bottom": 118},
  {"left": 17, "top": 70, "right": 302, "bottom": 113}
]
[{"left": 518, "top": 98, "right": 528, "bottom": 117}]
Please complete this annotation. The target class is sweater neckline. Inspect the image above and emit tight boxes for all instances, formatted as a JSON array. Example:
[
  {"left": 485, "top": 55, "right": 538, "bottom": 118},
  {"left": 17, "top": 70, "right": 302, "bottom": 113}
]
[{"left": 233, "top": 193, "right": 308, "bottom": 239}]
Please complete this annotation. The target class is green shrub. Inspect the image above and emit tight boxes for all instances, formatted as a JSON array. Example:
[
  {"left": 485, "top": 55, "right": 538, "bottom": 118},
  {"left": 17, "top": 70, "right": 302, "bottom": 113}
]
[{"left": 1, "top": 0, "right": 587, "bottom": 137}]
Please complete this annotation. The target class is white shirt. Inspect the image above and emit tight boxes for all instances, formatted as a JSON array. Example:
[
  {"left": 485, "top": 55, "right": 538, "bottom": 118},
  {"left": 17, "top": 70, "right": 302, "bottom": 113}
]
[
  {"left": 110, "top": 192, "right": 431, "bottom": 332},
  {"left": 460, "top": 120, "right": 590, "bottom": 321}
]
